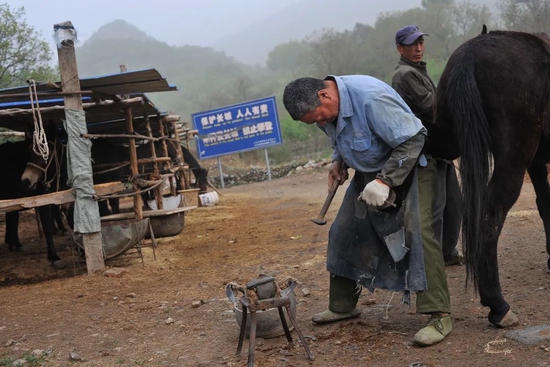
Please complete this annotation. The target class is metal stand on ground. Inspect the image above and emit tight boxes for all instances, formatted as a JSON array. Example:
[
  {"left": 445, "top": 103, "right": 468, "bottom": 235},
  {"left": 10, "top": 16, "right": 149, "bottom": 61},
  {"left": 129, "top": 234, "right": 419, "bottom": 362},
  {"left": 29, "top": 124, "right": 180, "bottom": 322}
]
[{"left": 235, "top": 278, "right": 313, "bottom": 367}]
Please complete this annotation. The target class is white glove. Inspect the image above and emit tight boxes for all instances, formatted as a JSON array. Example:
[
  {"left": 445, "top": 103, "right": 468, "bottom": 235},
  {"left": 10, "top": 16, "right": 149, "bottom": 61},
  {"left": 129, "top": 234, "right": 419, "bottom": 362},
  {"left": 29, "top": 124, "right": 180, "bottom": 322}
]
[{"left": 360, "top": 179, "right": 390, "bottom": 207}]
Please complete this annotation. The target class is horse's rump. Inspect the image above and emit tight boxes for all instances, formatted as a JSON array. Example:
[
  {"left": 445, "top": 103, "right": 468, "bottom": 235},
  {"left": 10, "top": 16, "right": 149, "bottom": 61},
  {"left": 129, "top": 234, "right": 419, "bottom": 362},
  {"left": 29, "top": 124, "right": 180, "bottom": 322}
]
[{"left": 434, "top": 30, "right": 550, "bottom": 287}]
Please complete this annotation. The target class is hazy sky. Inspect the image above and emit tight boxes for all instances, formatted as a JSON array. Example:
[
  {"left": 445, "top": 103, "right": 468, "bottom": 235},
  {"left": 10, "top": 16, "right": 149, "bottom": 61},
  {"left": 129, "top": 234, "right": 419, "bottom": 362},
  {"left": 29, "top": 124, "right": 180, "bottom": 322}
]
[{"left": 8, "top": 0, "right": 302, "bottom": 47}]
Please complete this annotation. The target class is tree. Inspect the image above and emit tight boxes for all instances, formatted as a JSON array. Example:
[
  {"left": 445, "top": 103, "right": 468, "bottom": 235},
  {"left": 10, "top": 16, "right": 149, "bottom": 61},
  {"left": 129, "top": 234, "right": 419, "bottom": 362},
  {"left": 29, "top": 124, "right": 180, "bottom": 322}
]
[
  {"left": 497, "top": 0, "right": 550, "bottom": 33},
  {"left": 451, "top": 1, "right": 493, "bottom": 43},
  {"left": 306, "top": 28, "right": 364, "bottom": 76},
  {"left": 0, "top": 4, "right": 57, "bottom": 87},
  {"left": 266, "top": 40, "right": 313, "bottom": 78},
  {"left": 422, "top": 0, "right": 455, "bottom": 8}
]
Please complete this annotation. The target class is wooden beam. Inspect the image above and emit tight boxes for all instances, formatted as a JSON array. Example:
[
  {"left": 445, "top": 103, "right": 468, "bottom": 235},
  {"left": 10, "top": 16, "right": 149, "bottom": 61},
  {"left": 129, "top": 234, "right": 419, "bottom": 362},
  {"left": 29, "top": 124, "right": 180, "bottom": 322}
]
[
  {"left": 0, "top": 131, "right": 25, "bottom": 137},
  {"left": 0, "top": 90, "right": 93, "bottom": 99},
  {"left": 161, "top": 114, "right": 180, "bottom": 123},
  {"left": 0, "top": 97, "right": 144, "bottom": 117},
  {"left": 81, "top": 133, "right": 161, "bottom": 141},
  {"left": 0, "top": 182, "right": 124, "bottom": 213},
  {"left": 99, "top": 205, "right": 196, "bottom": 221}
]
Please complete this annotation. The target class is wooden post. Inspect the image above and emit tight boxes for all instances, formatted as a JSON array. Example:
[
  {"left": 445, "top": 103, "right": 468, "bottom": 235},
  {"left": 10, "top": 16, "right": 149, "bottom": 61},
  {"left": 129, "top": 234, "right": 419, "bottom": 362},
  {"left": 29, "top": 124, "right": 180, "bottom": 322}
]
[
  {"left": 170, "top": 120, "right": 188, "bottom": 190},
  {"left": 159, "top": 120, "right": 170, "bottom": 170},
  {"left": 159, "top": 121, "right": 176, "bottom": 195},
  {"left": 125, "top": 107, "right": 143, "bottom": 219},
  {"left": 55, "top": 21, "right": 105, "bottom": 274},
  {"left": 170, "top": 121, "right": 184, "bottom": 165},
  {"left": 145, "top": 116, "right": 163, "bottom": 210}
]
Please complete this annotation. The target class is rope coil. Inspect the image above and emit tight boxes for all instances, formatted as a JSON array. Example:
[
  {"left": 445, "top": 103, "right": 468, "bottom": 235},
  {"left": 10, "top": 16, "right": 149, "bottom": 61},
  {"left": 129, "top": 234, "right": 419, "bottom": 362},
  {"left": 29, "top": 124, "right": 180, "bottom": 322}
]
[{"left": 28, "top": 79, "right": 49, "bottom": 162}]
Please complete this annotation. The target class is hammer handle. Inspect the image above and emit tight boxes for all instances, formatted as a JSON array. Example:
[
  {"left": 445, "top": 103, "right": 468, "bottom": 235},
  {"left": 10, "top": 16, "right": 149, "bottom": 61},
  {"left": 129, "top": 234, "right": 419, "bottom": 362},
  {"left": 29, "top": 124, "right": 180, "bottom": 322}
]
[
  {"left": 315, "top": 178, "right": 340, "bottom": 221},
  {"left": 315, "top": 163, "right": 348, "bottom": 221}
]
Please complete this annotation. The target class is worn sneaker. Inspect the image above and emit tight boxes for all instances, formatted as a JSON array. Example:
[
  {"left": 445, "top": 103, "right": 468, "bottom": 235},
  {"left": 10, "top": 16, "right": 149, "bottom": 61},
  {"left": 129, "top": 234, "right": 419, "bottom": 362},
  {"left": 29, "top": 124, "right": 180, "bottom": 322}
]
[
  {"left": 444, "top": 254, "right": 464, "bottom": 266},
  {"left": 413, "top": 313, "right": 452, "bottom": 347},
  {"left": 312, "top": 308, "right": 361, "bottom": 325}
]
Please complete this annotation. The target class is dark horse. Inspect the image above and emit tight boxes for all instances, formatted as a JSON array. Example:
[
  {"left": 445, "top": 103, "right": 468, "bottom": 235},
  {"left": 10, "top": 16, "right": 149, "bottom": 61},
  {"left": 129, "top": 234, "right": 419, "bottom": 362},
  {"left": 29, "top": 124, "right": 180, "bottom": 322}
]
[
  {"left": 433, "top": 30, "right": 550, "bottom": 328},
  {"left": 0, "top": 122, "right": 67, "bottom": 268}
]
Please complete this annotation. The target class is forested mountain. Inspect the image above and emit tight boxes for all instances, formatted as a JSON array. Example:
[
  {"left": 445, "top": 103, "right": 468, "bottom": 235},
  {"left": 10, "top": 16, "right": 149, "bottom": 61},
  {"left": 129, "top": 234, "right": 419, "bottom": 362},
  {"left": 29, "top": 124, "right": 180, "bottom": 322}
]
[
  {"left": 76, "top": 20, "right": 254, "bottom": 120},
  {"left": 209, "top": 0, "right": 500, "bottom": 65},
  {"left": 210, "top": 0, "right": 420, "bottom": 65}
]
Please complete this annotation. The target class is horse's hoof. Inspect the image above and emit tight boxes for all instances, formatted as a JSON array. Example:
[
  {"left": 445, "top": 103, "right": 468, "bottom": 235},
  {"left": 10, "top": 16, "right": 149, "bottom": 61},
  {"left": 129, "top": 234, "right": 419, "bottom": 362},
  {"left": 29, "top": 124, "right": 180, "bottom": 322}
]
[
  {"left": 493, "top": 309, "right": 519, "bottom": 328},
  {"left": 51, "top": 260, "right": 66, "bottom": 269}
]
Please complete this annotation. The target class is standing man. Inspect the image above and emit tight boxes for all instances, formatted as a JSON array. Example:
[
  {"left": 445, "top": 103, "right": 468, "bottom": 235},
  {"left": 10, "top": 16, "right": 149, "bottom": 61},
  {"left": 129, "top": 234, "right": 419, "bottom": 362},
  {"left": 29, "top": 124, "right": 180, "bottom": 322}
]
[
  {"left": 391, "top": 25, "right": 463, "bottom": 266},
  {"left": 283, "top": 75, "right": 452, "bottom": 347}
]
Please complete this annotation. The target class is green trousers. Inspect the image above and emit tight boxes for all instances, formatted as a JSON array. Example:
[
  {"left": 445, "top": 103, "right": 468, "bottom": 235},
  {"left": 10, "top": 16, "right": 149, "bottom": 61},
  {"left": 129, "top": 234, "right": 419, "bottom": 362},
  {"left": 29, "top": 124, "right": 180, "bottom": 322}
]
[
  {"left": 328, "top": 157, "right": 451, "bottom": 314},
  {"left": 415, "top": 156, "right": 451, "bottom": 314}
]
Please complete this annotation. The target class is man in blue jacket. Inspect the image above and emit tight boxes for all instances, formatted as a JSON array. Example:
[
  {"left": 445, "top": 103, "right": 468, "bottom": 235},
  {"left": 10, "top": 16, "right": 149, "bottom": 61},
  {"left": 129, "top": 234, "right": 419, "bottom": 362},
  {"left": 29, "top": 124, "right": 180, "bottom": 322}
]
[{"left": 283, "top": 74, "right": 452, "bottom": 347}]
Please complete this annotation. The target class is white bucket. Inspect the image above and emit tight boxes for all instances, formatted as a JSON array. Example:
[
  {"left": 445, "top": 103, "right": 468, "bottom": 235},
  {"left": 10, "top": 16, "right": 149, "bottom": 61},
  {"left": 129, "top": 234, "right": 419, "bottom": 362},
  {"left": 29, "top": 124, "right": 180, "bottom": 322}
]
[{"left": 199, "top": 191, "right": 219, "bottom": 207}]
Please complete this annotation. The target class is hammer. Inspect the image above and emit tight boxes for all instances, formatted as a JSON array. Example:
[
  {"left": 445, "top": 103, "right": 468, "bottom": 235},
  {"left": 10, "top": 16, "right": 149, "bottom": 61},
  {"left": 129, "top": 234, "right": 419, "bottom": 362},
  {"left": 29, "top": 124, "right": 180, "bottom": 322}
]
[{"left": 311, "top": 164, "right": 347, "bottom": 226}]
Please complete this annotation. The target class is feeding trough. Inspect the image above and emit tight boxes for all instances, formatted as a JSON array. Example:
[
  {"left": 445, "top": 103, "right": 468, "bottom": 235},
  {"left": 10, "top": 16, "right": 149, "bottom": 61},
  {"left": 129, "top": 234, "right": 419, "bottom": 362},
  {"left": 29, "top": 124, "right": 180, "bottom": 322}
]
[
  {"left": 73, "top": 217, "right": 151, "bottom": 259},
  {"left": 144, "top": 194, "right": 187, "bottom": 238},
  {"left": 146, "top": 209, "right": 186, "bottom": 238},
  {"left": 98, "top": 194, "right": 195, "bottom": 239}
]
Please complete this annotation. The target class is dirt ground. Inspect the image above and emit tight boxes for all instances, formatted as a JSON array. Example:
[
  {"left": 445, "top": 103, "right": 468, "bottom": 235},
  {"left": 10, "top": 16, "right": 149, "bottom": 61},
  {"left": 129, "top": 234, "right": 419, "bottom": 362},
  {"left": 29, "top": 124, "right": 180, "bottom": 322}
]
[{"left": 0, "top": 167, "right": 549, "bottom": 367}]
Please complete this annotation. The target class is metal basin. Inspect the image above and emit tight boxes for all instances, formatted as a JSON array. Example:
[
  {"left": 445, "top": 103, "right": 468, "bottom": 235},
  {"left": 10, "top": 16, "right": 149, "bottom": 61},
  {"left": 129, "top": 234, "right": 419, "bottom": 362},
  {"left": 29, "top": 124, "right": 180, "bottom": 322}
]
[{"left": 233, "top": 290, "right": 297, "bottom": 339}]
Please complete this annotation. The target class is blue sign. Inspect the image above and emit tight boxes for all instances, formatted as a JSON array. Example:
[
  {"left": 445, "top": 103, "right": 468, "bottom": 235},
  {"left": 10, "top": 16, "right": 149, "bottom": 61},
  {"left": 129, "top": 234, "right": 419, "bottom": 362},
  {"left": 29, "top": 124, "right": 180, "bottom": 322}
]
[{"left": 192, "top": 96, "right": 283, "bottom": 159}]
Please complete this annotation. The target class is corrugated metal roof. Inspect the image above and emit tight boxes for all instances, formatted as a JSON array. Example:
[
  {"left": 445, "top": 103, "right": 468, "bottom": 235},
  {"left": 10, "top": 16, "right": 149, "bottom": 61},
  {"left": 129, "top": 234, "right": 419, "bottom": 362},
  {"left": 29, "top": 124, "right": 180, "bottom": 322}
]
[
  {"left": 0, "top": 69, "right": 178, "bottom": 135},
  {"left": 0, "top": 68, "right": 177, "bottom": 103}
]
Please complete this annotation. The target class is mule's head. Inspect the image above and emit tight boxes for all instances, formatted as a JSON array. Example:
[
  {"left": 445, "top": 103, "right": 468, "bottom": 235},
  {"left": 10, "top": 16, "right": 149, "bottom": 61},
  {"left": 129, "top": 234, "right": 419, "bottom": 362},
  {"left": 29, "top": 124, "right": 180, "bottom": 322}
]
[
  {"left": 21, "top": 120, "right": 59, "bottom": 191},
  {"left": 21, "top": 145, "right": 48, "bottom": 191}
]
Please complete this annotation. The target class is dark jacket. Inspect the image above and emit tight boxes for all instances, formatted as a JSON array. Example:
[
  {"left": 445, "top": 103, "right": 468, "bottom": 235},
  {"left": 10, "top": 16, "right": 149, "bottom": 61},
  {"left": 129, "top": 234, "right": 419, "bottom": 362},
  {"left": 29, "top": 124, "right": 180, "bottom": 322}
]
[{"left": 392, "top": 57, "right": 439, "bottom": 155}]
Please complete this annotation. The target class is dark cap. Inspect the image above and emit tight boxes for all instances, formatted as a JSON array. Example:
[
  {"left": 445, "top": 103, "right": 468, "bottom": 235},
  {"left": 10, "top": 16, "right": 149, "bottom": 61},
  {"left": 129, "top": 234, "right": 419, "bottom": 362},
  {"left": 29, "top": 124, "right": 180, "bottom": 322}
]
[{"left": 395, "top": 25, "right": 428, "bottom": 45}]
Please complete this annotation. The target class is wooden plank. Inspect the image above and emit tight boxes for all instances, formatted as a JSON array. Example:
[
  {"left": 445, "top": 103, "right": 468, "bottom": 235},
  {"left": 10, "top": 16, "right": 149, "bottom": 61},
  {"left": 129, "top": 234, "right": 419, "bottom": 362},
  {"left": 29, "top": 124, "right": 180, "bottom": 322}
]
[
  {"left": 99, "top": 206, "right": 196, "bottom": 221},
  {"left": 0, "top": 182, "right": 123, "bottom": 213},
  {"left": 143, "top": 206, "right": 196, "bottom": 217}
]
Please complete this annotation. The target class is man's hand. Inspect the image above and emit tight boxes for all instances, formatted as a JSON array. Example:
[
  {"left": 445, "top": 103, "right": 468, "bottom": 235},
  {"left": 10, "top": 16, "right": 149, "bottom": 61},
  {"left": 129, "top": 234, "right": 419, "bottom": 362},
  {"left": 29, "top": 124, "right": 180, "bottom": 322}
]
[
  {"left": 328, "top": 161, "right": 348, "bottom": 191},
  {"left": 360, "top": 179, "right": 390, "bottom": 207}
]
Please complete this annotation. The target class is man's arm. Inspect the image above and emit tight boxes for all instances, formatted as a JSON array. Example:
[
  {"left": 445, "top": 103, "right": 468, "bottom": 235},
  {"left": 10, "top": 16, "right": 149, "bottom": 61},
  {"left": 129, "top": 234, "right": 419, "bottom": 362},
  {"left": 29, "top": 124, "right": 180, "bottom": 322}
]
[
  {"left": 359, "top": 93, "right": 426, "bottom": 207},
  {"left": 393, "top": 72, "right": 434, "bottom": 124},
  {"left": 376, "top": 129, "right": 426, "bottom": 187}
]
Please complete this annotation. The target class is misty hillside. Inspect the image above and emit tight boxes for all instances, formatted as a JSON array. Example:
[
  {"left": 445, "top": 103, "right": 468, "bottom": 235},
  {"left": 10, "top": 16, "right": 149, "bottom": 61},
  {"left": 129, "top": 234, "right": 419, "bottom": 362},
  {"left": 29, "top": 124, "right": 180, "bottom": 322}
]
[
  {"left": 210, "top": 0, "right": 419, "bottom": 65},
  {"left": 210, "top": 0, "right": 500, "bottom": 65},
  {"left": 76, "top": 20, "right": 251, "bottom": 119},
  {"left": 85, "top": 19, "right": 152, "bottom": 41}
]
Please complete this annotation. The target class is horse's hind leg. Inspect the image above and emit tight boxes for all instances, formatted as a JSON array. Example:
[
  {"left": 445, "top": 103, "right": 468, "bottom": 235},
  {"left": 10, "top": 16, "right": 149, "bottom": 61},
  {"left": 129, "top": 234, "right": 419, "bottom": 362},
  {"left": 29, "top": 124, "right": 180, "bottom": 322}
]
[
  {"left": 5, "top": 211, "right": 22, "bottom": 251},
  {"left": 38, "top": 205, "right": 65, "bottom": 269},
  {"left": 480, "top": 163, "right": 523, "bottom": 327},
  {"left": 527, "top": 161, "right": 550, "bottom": 268}
]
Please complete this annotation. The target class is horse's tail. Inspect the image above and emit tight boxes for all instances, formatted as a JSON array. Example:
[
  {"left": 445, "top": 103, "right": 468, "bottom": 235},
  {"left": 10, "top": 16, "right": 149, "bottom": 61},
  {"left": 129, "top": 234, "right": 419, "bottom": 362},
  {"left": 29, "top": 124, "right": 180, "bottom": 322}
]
[{"left": 438, "top": 49, "right": 492, "bottom": 289}]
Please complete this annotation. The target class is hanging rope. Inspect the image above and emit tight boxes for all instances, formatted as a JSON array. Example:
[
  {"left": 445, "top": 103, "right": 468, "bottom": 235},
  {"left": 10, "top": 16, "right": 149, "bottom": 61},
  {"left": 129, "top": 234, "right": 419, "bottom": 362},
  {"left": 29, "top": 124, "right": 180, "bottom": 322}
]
[{"left": 28, "top": 79, "right": 49, "bottom": 162}]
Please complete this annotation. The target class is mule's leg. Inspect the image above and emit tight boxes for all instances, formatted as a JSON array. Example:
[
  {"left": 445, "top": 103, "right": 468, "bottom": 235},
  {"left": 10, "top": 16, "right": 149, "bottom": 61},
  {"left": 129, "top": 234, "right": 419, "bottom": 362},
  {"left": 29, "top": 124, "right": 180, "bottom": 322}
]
[
  {"left": 527, "top": 161, "right": 550, "bottom": 269},
  {"left": 98, "top": 200, "right": 112, "bottom": 217},
  {"left": 5, "top": 210, "right": 22, "bottom": 251},
  {"left": 37, "top": 204, "right": 65, "bottom": 269},
  {"left": 109, "top": 198, "right": 120, "bottom": 214},
  {"left": 480, "top": 163, "right": 523, "bottom": 327},
  {"left": 52, "top": 205, "right": 68, "bottom": 235}
]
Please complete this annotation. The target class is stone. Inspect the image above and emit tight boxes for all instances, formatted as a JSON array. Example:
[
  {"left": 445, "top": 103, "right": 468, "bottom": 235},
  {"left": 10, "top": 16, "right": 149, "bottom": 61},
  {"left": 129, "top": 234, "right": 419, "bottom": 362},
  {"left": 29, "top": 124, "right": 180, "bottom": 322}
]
[
  {"left": 505, "top": 325, "right": 550, "bottom": 345},
  {"left": 104, "top": 267, "right": 127, "bottom": 278}
]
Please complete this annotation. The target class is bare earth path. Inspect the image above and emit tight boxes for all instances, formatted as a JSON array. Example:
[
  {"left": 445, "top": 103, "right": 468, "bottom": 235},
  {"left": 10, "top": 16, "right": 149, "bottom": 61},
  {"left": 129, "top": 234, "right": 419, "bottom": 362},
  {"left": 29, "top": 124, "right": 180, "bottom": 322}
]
[{"left": 0, "top": 168, "right": 549, "bottom": 366}]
